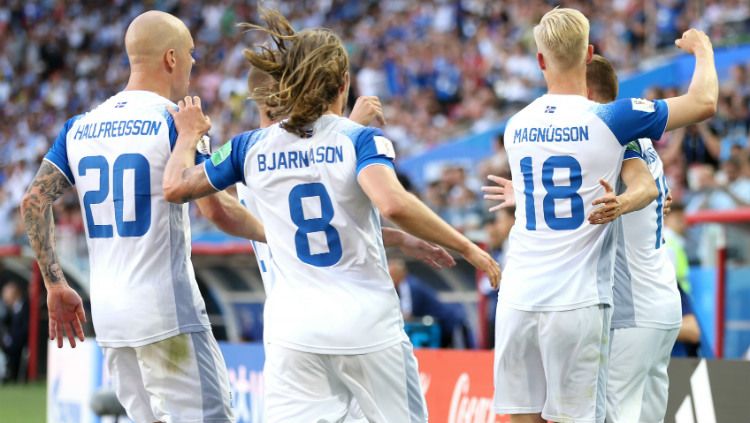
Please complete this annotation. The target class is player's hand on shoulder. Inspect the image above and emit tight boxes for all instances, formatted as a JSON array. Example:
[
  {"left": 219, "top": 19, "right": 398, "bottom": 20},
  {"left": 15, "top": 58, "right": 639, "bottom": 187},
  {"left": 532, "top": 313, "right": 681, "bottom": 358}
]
[
  {"left": 589, "top": 179, "right": 623, "bottom": 225},
  {"left": 168, "top": 96, "right": 212, "bottom": 141},
  {"left": 463, "top": 244, "right": 501, "bottom": 289},
  {"left": 349, "top": 96, "right": 386, "bottom": 126},
  {"left": 675, "top": 29, "right": 713, "bottom": 56},
  {"left": 47, "top": 285, "right": 86, "bottom": 348},
  {"left": 482, "top": 175, "right": 515, "bottom": 212}
]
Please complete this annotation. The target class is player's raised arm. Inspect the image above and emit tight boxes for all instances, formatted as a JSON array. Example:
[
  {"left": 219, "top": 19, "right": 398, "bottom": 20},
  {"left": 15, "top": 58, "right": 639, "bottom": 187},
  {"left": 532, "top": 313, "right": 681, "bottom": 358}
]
[
  {"left": 163, "top": 96, "right": 219, "bottom": 203},
  {"left": 163, "top": 96, "right": 265, "bottom": 241},
  {"left": 21, "top": 161, "right": 86, "bottom": 349},
  {"left": 663, "top": 29, "right": 719, "bottom": 131},
  {"left": 359, "top": 165, "right": 500, "bottom": 287}
]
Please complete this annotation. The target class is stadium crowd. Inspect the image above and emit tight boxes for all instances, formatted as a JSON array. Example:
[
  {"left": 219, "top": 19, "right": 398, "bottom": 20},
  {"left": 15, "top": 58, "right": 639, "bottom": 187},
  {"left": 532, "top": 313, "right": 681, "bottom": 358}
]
[{"left": 1, "top": 0, "right": 749, "bottom": 265}]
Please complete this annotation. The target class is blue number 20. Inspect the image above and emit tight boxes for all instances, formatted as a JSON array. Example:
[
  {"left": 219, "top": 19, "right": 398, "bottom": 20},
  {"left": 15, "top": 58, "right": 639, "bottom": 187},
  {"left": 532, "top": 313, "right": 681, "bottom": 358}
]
[
  {"left": 288, "top": 183, "right": 342, "bottom": 267},
  {"left": 79, "top": 154, "right": 151, "bottom": 238},
  {"left": 521, "top": 155, "right": 584, "bottom": 230}
]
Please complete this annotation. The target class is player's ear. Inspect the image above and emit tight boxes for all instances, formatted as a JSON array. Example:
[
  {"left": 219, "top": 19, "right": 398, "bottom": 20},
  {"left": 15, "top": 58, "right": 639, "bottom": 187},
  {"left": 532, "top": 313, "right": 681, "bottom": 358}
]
[
  {"left": 586, "top": 45, "right": 594, "bottom": 64},
  {"left": 165, "top": 48, "right": 177, "bottom": 72},
  {"left": 340, "top": 72, "right": 350, "bottom": 95},
  {"left": 536, "top": 52, "right": 546, "bottom": 71}
]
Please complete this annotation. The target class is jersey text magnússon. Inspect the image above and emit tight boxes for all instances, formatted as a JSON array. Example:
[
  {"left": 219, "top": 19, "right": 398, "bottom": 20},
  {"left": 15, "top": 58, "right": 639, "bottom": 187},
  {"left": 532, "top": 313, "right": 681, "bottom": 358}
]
[{"left": 513, "top": 126, "right": 589, "bottom": 144}]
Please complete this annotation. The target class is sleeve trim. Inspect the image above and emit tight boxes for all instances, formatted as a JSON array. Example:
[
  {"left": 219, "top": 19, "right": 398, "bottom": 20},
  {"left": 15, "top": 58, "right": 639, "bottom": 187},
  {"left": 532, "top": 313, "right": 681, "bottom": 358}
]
[
  {"left": 356, "top": 159, "right": 395, "bottom": 175},
  {"left": 202, "top": 162, "right": 221, "bottom": 192},
  {"left": 43, "top": 158, "right": 74, "bottom": 186},
  {"left": 655, "top": 100, "right": 669, "bottom": 141}
]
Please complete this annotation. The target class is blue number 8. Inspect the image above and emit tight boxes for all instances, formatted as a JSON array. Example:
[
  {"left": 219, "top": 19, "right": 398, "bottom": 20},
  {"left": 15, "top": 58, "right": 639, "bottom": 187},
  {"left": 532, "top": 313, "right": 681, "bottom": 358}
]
[{"left": 288, "top": 183, "right": 342, "bottom": 267}]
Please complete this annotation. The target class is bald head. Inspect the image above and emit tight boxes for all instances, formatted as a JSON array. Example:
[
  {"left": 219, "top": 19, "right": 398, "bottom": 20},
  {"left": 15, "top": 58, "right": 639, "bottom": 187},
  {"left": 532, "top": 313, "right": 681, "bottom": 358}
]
[
  {"left": 125, "top": 11, "right": 192, "bottom": 66},
  {"left": 124, "top": 11, "right": 195, "bottom": 101}
]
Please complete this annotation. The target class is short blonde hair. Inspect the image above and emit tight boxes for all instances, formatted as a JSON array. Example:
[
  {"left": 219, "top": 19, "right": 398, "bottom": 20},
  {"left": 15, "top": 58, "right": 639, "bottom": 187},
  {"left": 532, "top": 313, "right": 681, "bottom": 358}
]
[{"left": 533, "top": 8, "right": 589, "bottom": 70}]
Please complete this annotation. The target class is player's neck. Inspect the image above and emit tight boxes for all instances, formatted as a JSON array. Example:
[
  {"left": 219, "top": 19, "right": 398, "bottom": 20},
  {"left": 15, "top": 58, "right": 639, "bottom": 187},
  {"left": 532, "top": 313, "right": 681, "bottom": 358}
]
[
  {"left": 544, "top": 69, "right": 588, "bottom": 97},
  {"left": 326, "top": 92, "right": 346, "bottom": 117},
  {"left": 124, "top": 71, "right": 172, "bottom": 101}
]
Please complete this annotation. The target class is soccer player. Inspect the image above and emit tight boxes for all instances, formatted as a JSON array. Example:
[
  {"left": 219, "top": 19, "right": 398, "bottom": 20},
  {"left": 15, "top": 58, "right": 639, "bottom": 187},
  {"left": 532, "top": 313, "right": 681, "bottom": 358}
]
[
  {"left": 162, "top": 9, "right": 500, "bottom": 422},
  {"left": 232, "top": 66, "right": 455, "bottom": 297},
  {"left": 484, "top": 54, "right": 684, "bottom": 423},
  {"left": 490, "top": 8, "right": 717, "bottom": 423},
  {"left": 588, "top": 56, "right": 683, "bottom": 423},
  {"left": 21, "top": 11, "right": 264, "bottom": 423}
]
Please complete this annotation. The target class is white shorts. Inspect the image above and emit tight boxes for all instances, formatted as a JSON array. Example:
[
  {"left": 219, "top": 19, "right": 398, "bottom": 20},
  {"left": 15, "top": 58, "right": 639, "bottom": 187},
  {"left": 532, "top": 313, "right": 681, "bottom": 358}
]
[
  {"left": 264, "top": 339, "right": 427, "bottom": 423},
  {"left": 494, "top": 304, "right": 611, "bottom": 423},
  {"left": 606, "top": 327, "right": 679, "bottom": 423},
  {"left": 104, "top": 331, "right": 233, "bottom": 423}
]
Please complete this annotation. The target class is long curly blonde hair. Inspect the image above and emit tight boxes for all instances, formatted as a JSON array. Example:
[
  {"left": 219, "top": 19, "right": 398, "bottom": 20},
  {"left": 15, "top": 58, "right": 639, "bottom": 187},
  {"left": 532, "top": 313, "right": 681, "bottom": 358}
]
[{"left": 241, "top": 9, "right": 349, "bottom": 137}]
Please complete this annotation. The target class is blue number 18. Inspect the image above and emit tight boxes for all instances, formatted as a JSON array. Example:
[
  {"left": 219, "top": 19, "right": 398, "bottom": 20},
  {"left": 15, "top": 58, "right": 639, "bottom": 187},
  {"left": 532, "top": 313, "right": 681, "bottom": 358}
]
[{"left": 520, "top": 155, "right": 585, "bottom": 231}]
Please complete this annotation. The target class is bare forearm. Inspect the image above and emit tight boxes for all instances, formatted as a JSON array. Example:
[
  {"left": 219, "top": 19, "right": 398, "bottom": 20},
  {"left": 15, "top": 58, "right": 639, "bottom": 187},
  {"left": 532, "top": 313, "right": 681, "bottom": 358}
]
[
  {"left": 21, "top": 162, "right": 70, "bottom": 288},
  {"left": 196, "top": 191, "right": 266, "bottom": 241},
  {"left": 381, "top": 227, "right": 405, "bottom": 247},
  {"left": 618, "top": 159, "right": 658, "bottom": 214},
  {"left": 163, "top": 136, "right": 216, "bottom": 203},
  {"left": 665, "top": 51, "right": 718, "bottom": 131},
  {"left": 688, "top": 51, "right": 718, "bottom": 110},
  {"left": 385, "top": 194, "right": 472, "bottom": 255}
]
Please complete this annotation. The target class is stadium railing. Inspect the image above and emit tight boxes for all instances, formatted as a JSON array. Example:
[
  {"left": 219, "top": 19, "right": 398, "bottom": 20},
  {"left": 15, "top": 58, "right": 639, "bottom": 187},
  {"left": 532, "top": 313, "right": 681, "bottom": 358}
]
[{"left": 686, "top": 207, "right": 750, "bottom": 359}]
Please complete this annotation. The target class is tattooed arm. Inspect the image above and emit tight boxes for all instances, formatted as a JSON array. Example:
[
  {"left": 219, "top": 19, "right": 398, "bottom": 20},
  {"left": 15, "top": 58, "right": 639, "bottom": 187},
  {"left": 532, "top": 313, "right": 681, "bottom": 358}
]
[{"left": 21, "top": 161, "right": 86, "bottom": 348}]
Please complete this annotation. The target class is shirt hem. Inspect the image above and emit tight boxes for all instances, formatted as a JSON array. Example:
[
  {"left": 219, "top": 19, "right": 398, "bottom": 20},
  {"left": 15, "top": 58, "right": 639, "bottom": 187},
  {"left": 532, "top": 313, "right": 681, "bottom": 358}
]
[
  {"left": 96, "top": 324, "right": 211, "bottom": 348},
  {"left": 500, "top": 298, "right": 610, "bottom": 312},
  {"left": 266, "top": 333, "right": 406, "bottom": 355},
  {"left": 493, "top": 406, "right": 542, "bottom": 414},
  {"left": 611, "top": 320, "right": 682, "bottom": 330}
]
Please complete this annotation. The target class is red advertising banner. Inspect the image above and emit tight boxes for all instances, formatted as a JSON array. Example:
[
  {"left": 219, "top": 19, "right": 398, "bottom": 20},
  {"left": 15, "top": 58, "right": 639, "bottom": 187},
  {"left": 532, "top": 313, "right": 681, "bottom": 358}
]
[{"left": 415, "top": 349, "right": 510, "bottom": 423}]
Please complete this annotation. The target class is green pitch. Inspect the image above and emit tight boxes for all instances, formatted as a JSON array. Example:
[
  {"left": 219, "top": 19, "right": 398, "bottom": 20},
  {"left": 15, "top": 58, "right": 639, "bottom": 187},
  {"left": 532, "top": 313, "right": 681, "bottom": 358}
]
[{"left": 0, "top": 382, "right": 46, "bottom": 423}]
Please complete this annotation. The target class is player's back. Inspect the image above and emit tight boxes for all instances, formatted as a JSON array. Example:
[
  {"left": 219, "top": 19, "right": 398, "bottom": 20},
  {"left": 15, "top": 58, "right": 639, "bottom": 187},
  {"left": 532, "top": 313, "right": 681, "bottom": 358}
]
[
  {"left": 613, "top": 139, "right": 681, "bottom": 329},
  {"left": 45, "top": 91, "right": 209, "bottom": 347},
  {"left": 233, "top": 115, "right": 403, "bottom": 354},
  {"left": 502, "top": 94, "right": 668, "bottom": 311}
]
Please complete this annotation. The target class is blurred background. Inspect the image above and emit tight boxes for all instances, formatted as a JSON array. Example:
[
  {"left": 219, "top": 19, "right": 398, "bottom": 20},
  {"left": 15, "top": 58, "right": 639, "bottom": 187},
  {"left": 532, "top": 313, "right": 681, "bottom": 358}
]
[{"left": 0, "top": 0, "right": 749, "bottom": 420}]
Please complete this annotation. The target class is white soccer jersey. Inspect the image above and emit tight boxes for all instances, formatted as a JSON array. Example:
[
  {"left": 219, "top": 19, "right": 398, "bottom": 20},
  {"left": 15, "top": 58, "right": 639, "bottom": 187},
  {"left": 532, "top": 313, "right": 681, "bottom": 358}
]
[
  {"left": 501, "top": 95, "right": 669, "bottom": 311},
  {"left": 45, "top": 90, "right": 210, "bottom": 347},
  {"left": 612, "top": 139, "right": 682, "bottom": 329},
  {"left": 236, "top": 182, "right": 277, "bottom": 294},
  {"left": 205, "top": 115, "right": 404, "bottom": 354}
]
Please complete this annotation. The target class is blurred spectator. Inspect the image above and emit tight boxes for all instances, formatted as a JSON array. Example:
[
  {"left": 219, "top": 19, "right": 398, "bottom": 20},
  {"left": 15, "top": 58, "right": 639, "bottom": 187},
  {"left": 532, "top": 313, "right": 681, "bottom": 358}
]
[
  {"left": 388, "top": 256, "right": 471, "bottom": 348},
  {"left": 661, "top": 123, "right": 722, "bottom": 170},
  {"left": 664, "top": 202, "right": 691, "bottom": 293},
  {"left": 685, "top": 156, "right": 750, "bottom": 212},
  {"left": 1, "top": 280, "right": 28, "bottom": 382}
]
